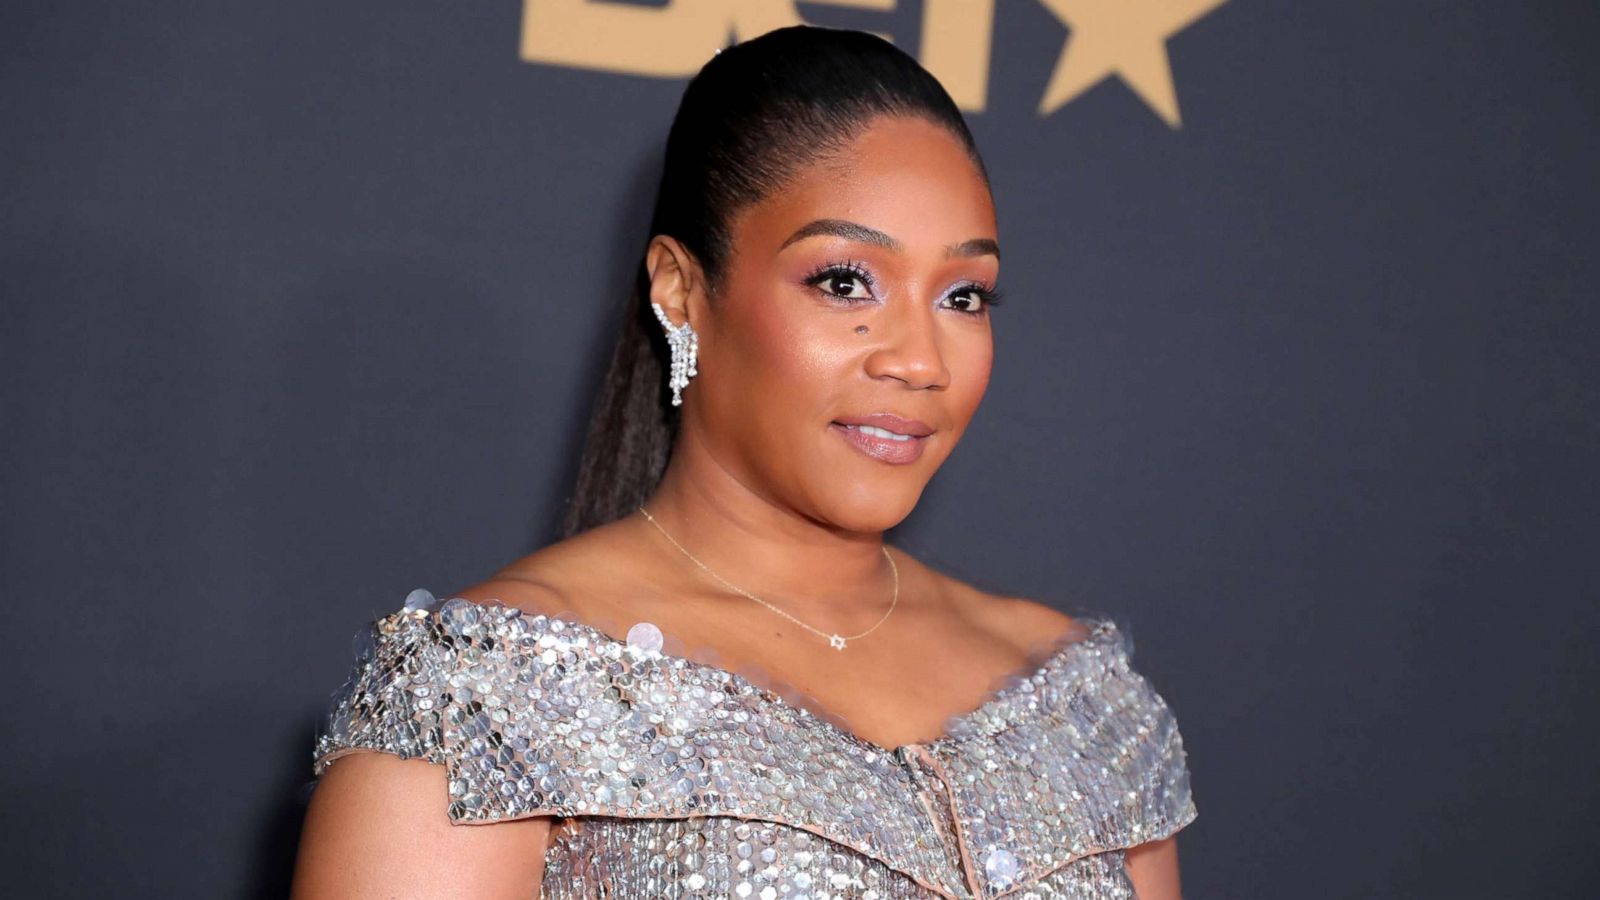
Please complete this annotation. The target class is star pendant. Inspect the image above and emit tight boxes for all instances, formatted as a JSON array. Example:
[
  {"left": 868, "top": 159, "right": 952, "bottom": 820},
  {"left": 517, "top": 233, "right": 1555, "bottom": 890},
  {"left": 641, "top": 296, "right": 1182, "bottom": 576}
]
[{"left": 829, "top": 634, "right": 847, "bottom": 651}]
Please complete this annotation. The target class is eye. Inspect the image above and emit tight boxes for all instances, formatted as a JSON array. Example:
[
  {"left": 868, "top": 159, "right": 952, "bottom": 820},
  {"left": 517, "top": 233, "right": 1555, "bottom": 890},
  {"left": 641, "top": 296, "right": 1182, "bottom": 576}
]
[
  {"left": 940, "top": 283, "right": 1005, "bottom": 316},
  {"left": 803, "top": 261, "right": 877, "bottom": 303}
]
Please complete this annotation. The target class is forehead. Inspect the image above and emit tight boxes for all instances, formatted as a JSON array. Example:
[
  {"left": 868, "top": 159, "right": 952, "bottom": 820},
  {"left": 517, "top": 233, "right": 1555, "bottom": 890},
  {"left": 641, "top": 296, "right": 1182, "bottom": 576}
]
[{"left": 735, "top": 115, "right": 996, "bottom": 253}]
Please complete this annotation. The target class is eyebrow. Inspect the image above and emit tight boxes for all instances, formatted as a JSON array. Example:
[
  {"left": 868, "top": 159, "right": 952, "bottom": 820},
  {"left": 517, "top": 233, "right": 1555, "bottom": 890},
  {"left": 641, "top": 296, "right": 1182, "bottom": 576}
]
[{"left": 778, "top": 218, "right": 1000, "bottom": 262}]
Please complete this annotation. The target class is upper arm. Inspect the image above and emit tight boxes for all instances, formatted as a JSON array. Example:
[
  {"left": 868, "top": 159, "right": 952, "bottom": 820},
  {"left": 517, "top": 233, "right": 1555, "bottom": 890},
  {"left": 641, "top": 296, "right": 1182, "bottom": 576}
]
[
  {"left": 1124, "top": 835, "right": 1184, "bottom": 900},
  {"left": 291, "top": 750, "right": 553, "bottom": 900}
]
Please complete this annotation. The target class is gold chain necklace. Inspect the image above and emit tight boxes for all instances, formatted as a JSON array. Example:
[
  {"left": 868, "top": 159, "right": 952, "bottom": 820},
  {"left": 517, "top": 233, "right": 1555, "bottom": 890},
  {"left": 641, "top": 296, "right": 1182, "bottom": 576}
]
[{"left": 636, "top": 505, "right": 899, "bottom": 651}]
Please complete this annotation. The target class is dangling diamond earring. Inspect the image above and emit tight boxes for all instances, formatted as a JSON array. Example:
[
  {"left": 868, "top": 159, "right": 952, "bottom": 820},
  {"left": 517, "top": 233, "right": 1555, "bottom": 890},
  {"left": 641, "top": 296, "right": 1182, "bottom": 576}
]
[{"left": 651, "top": 302, "right": 698, "bottom": 406}]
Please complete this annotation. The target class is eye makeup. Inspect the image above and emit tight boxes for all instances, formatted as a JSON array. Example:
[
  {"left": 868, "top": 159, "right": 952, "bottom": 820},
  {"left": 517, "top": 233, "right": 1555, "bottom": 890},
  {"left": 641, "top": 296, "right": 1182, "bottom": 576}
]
[{"left": 801, "top": 259, "right": 1003, "bottom": 316}]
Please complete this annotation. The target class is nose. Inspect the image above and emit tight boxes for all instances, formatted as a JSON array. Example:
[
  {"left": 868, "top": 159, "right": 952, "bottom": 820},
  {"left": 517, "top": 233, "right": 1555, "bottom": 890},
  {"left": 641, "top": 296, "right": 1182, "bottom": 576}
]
[{"left": 862, "top": 301, "right": 950, "bottom": 390}]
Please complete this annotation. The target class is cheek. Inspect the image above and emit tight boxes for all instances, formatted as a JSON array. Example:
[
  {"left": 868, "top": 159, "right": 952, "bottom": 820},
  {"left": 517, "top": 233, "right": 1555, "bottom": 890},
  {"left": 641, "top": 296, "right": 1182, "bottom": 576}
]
[
  {"left": 717, "top": 291, "right": 853, "bottom": 427},
  {"left": 945, "top": 328, "right": 994, "bottom": 425}
]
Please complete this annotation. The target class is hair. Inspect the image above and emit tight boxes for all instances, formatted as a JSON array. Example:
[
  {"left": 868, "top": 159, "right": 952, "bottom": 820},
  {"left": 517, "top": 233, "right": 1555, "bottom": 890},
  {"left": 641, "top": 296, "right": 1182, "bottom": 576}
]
[{"left": 558, "top": 24, "right": 989, "bottom": 538}]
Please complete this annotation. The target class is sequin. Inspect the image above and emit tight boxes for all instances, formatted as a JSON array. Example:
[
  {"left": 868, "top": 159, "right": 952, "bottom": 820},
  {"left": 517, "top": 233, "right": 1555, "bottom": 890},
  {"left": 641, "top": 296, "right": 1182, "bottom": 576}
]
[
  {"left": 626, "top": 621, "right": 665, "bottom": 654},
  {"left": 983, "top": 848, "right": 1019, "bottom": 886},
  {"left": 402, "top": 588, "right": 438, "bottom": 612},
  {"left": 314, "top": 593, "right": 1197, "bottom": 898}
]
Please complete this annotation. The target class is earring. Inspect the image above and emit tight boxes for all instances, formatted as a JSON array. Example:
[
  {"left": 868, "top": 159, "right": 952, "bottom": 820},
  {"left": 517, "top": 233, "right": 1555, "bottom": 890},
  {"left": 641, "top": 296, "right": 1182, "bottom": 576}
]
[{"left": 651, "top": 302, "right": 699, "bottom": 406}]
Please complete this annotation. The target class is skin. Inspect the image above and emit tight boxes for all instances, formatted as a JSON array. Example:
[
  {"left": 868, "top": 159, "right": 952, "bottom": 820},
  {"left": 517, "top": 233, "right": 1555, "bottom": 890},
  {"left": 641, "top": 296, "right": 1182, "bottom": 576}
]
[{"left": 291, "top": 114, "right": 1182, "bottom": 899}]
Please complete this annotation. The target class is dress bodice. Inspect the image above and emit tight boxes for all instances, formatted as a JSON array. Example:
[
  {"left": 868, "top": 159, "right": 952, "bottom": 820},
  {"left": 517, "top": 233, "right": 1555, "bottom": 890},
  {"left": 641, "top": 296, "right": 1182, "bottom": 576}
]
[{"left": 312, "top": 591, "right": 1197, "bottom": 898}]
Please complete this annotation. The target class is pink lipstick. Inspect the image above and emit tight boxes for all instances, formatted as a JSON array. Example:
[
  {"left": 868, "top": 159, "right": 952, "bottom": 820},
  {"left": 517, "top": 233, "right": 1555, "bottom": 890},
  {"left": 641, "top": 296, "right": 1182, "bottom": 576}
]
[{"left": 830, "top": 413, "right": 934, "bottom": 465}]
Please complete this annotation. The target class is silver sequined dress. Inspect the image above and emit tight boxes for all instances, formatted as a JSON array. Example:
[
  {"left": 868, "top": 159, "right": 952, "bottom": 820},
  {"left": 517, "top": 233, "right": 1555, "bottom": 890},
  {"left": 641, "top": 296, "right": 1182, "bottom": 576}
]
[{"left": 313, "top": 592, "right": 1198, "bottom": 899}]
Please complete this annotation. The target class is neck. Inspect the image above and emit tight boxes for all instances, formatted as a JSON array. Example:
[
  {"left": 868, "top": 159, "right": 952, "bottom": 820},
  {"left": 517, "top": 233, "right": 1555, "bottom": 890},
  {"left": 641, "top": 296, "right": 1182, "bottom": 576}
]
[{"left": 638, "top": 433, "right": 895, "bottom": 618}]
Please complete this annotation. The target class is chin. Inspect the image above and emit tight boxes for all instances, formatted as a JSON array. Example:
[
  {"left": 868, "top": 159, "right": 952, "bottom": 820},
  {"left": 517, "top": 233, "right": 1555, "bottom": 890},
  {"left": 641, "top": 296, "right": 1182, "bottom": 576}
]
[{"left": 817, "top": 481, "right": 927, "bottom": 534}]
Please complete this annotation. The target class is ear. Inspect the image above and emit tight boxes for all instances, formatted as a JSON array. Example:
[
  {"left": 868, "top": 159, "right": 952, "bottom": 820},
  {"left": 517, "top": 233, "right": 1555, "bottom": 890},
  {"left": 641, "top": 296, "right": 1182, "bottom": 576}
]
[{"left": 644, "top": 235, "right": 709, "bottom": 330}]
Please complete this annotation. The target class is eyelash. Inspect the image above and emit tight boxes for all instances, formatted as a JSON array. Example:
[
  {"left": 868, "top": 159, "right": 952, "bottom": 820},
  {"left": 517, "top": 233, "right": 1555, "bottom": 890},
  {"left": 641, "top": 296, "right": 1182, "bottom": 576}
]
[{"left": 801, "top": 260, "right": 1005, "bottom": 317}]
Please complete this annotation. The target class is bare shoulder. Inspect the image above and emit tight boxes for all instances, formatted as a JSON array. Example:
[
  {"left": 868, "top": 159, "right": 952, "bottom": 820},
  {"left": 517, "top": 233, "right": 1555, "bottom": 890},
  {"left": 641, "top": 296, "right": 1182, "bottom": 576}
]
[
  {"left": 974, "top": 592, "right": 1089, "bottom": 656},
  {"left": 291, "top": 530, "right": 649, "bottom": 897},
  {"left": 292, "top": 751, "right": 550, "bottom": 897},
  {"left": 446, "top": 517, "right": 646, "bottom": 623},
  {"left": 449, "top": 572, "right": 570, "bottom": 617},
  {"left": 903, "top": 550, "right": 1086, "bottom": 655}
]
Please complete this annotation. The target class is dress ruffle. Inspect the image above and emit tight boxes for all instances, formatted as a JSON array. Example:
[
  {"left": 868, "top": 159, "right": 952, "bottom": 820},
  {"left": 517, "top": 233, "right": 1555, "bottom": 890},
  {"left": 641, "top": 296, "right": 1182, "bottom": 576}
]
[{"left": 313, "top": 592, "right": 1197, "bottom": 898}]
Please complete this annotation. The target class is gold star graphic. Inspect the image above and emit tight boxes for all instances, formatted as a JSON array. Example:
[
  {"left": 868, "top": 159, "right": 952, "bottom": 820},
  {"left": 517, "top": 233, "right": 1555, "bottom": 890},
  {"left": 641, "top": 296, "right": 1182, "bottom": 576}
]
[{"left": 1036, "top": 0, "right": 1229, "bottom": 126}]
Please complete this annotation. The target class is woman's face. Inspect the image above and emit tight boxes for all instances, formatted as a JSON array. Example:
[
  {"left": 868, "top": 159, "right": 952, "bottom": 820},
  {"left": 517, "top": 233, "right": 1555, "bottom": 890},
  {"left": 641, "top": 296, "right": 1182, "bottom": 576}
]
[{"left": 680, "top": 114, "right": 998, "bottom": 534}]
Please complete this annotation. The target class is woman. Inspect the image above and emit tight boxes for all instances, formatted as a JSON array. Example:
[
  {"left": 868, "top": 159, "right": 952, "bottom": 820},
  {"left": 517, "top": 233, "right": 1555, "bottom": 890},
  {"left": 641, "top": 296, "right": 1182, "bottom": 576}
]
[{"left": 292, "top": 24, "right": 1196, "bottom": 900}]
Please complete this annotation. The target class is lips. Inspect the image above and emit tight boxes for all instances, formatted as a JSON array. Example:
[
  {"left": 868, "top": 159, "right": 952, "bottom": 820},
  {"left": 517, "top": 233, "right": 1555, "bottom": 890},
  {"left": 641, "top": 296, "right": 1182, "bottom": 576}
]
[
  {"left": 830, "top": 413, "right": 934, "bottom": 465},
  {"left": 832, "top": 413, "right": 934, "bottom": 437}
]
